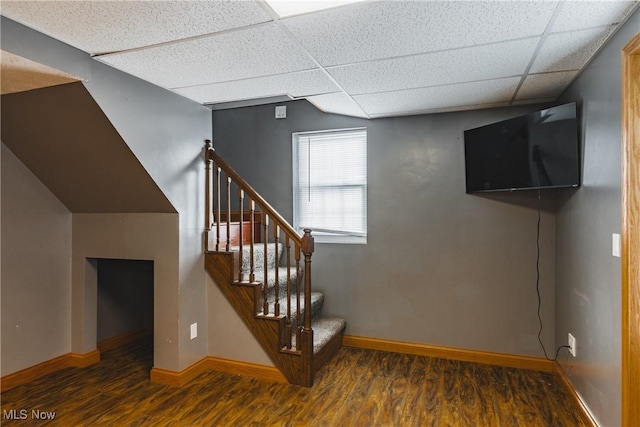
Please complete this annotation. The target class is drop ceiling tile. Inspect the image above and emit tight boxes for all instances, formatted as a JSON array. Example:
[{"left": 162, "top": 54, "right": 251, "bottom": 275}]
[
  {"left": 282, "top": 1, "right": 556, "bottom": 66},
  {"left": 99, "top": 23, "right": 317, "bottom": 89},
  {"left": 516, "top": 71, "right": 579, "bottom": 101},
  {"left": 173, "top": 70, "right": 339, "bottom": 104},
  {"left": 0, "top": 1, "right": 272, "bottom": 55},
  {"left": 306, "top": 92, "right": 369, "bottom": 118},
  {"left": 551, "top": 1, "right": 638, "bottom": 33},
  {"left": 530, "top": 26, "right": 616, "bottom": 73},
  {"left": 266, "top": 0, "right": 367, "bottom": 18},
  {"left": 327, "top": 38, "right": 539, "bottom": 95},
  {"left": 354, "top": 77, "right": 520, "bottom": 116}
]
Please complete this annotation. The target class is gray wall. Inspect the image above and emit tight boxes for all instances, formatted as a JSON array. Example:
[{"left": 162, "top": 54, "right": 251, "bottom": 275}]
[
  {"left": 97, "top": 259, "right": 154, "bottom": 342},
  {"left": 213, "top": 101, "right": 558, "bottom": 357},
  {"left": 1, "top": 17, "right": 262, "bottom": 372},
  {"left": 1, "top": 82, "right": 176, "bottom": 214},
  {"left": 1, "top": 143, "right": 72, "bottom": 375},
  {"left": 555, "top": 10, "right": 639, "bottom": 427},
  {"left": 71, "top": 213, "right": 179, "bottom": 366}
]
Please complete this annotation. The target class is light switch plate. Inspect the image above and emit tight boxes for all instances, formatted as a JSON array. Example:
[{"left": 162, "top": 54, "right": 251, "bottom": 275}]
[
  {"left": 190, "top": 323, "right": 197, "bottom": 340},
  {"left": 612, "top": 233, "right": 621, "bottom": 257}
]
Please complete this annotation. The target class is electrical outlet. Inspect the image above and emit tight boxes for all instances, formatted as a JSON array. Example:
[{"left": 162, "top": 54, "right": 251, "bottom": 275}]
[
  {"left": 568, "top": 333, "right": 576, "bottom": 357},
  {"left": 190, "top": 323, "right": 197, "bottom": 340}
]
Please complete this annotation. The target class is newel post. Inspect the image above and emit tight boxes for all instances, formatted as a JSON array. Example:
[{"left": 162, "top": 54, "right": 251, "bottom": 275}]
[
  {"left": 300, "top": 228, "right": 315, "bottom": 386},
  {"left": 301, "top": 228, "right": 314, "bottom": 332},
  {"left": 204, "top": 140, "right": 213, "bottom": 252}
]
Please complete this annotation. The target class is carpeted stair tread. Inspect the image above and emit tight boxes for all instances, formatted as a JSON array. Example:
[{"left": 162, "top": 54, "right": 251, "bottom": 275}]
[
  {"left": 292, "top": 317, "right": 347, "bottom": 354},
  {"left": 231, "top": 242, "right": 346, "bottom": 362},
  {"left": 247, "top": 267, "right": 300, "bottom": 296},
  {"left": 264, "top": 292, "right": 324, "bottom": 329},
  {"left": 234, "top": 243, "right": 284, "bottom": 272},
  {"left": 232, "top": 242, "right": 301, "bottom": 298}
]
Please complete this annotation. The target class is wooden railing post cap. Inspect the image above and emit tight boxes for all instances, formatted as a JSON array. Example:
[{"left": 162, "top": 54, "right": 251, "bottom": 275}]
[
  {"left": 302, "top": 228, "right": 314, "bottom": 254},
  {"left": 204, "top": 139, "right": 214, "bottom": 162}
]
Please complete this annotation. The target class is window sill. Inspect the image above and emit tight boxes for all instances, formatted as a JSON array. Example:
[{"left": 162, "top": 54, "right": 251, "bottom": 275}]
[{"left": 312, "top": 235, "right": 367, "bottom": 245}]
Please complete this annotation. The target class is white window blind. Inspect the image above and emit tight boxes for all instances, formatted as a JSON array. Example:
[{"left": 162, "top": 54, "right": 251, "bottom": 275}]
[{"left": 293, "top": 128, "right": 367, "bottom": 244}]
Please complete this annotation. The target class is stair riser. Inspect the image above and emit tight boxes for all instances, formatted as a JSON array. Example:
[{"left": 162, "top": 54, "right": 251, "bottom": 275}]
[
  {"left": 264, "top": 293, "right": 324, "bottom": 330},
  {"left": 255, "top": 273, "right": 299, "bottom": 292},
  {"left": 239, "top": 243, "right": 284, "bottom": 272}
]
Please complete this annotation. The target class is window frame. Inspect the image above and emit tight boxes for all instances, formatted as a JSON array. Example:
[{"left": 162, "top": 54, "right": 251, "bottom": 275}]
[{"left": 292, "top": 127, "right": 368, "bottom": 244}]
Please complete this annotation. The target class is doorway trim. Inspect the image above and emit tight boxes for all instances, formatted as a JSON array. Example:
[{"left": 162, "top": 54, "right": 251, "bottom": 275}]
[{"left": 621, "top": 32, "right": 640, "bottom": 427}]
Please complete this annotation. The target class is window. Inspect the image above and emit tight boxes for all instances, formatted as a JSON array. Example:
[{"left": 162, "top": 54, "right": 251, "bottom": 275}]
[{"left": 293, "top": 128, "right": 367, "bottom": 244}]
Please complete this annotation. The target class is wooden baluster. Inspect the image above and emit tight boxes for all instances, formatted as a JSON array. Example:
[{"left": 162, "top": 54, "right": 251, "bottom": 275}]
[
  {"left": 215, "top": 167, "right": 221, "bottom": 252},
  {"left": 249, "top": 200, "right": 255, "bottom": 283},
  {"left": 204, "top": 148, "right": 317, "bottom": 356},
  {"left": 238, "top": 189, "right": 244, "bottom": 282},
  {"left": 226, "top": 176, "right": 231, "bottom": 252},
  {"left": 204, "top": 141, "right": 212, "bottom": 252},
  {"left": 295, "top": 243, "right": 301, "bottom": 351},
  {"left": 301, "top": 229, "right": 314, "bottom": 332},
  {"left": 273, "top": 225, "right": 280, "bottom": 317},
  {"left": 285, "top": 235, "right": 292, "bottom": 349},
  {"left": 263, "top": 215, "right": 269, "bottom": 315}
]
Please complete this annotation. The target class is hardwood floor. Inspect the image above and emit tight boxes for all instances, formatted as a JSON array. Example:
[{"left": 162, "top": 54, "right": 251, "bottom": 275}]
[{"left": 1, "top": 338, "right": 585, "bottom": 426}]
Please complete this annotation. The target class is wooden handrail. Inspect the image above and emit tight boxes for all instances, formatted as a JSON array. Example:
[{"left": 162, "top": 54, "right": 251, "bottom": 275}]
[
  {"left": 205, "top": 141, "right": 301, "bottom": 246},
  {"left": 204, "top": 140, "right": 314, "bottom": 356}
]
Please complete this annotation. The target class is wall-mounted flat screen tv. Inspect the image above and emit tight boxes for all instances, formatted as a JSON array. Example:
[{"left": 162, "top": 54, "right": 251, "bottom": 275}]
[{"left": 464, "top": 102, "right": 580, "bottom": 193}]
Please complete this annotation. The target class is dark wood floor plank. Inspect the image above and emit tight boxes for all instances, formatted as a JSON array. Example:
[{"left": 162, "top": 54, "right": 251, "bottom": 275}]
[
  {"left": 326, "top": 348, "right": 379, "bottom": 425},
  {"left": 288, "top": 347, "right": 363, "bottom": 425},
  {"left": 0, "top": 338, "right": 587, "bottom": 426},
  {"left": 384, "top": 352, "right": 413, "bottom": 425}
]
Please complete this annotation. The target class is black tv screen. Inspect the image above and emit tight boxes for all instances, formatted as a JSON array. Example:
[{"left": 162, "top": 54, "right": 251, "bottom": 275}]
[{"left": 464, "top": 102, "right": 580, "bottom": 193}]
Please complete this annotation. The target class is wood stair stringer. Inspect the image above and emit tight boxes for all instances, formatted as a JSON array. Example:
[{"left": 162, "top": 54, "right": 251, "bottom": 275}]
[{"left": 205, "top": 251, "right": 312, "bottom": 386}]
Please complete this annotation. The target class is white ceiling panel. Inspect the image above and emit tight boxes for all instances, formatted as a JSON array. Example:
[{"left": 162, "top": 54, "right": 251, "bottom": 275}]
[
  {"left": 174, "top": 69, "right": 339, "bottom": 104},
  {"left": 99, "top": 23, "right": 317, "bottom": 89},
  {"left": 3, "top": 0, "right": 638, "bottom": 119},
  {"left": 516, "top": 71, "right": 579, "bottom": 100},
  {"left": 0, "top": 1, "right": 272, "bottom": 55},
  {"left": 530, "top": 26, "right": 617, "bottom": 73},
  {"left": 282, "top": 1, "right": 557, "bottom": 67},
  {"left": 354, "top": 77, "right": 521, "bottom": 117},
  {"left": 307, "top": 92, "right": 369, "bottom": 118},
  {"left": 265, "top": 0, "right": 366, "bottom": 18},
  {"left": 327, "top": 38, "right": 540, "bottom": 95},
  {"left": 551, "top": 1, "right": 638, "bottom": 33}
]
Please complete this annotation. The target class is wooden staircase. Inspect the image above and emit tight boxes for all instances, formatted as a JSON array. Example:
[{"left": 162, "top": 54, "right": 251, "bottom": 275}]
[{"left": 203, "top": 140, "right": 346, "bottom": 387}]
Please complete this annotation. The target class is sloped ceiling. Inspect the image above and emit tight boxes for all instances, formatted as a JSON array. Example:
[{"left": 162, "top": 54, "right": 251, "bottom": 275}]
[
  {"left": 1, "top": 1, "right": 638, "bottom": 119},
  {"left": 0, "top": 49, "right": 80, "bottom": 95},
  {"left": 1, "top": 81, "right": 176, "bottom": 213}
]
